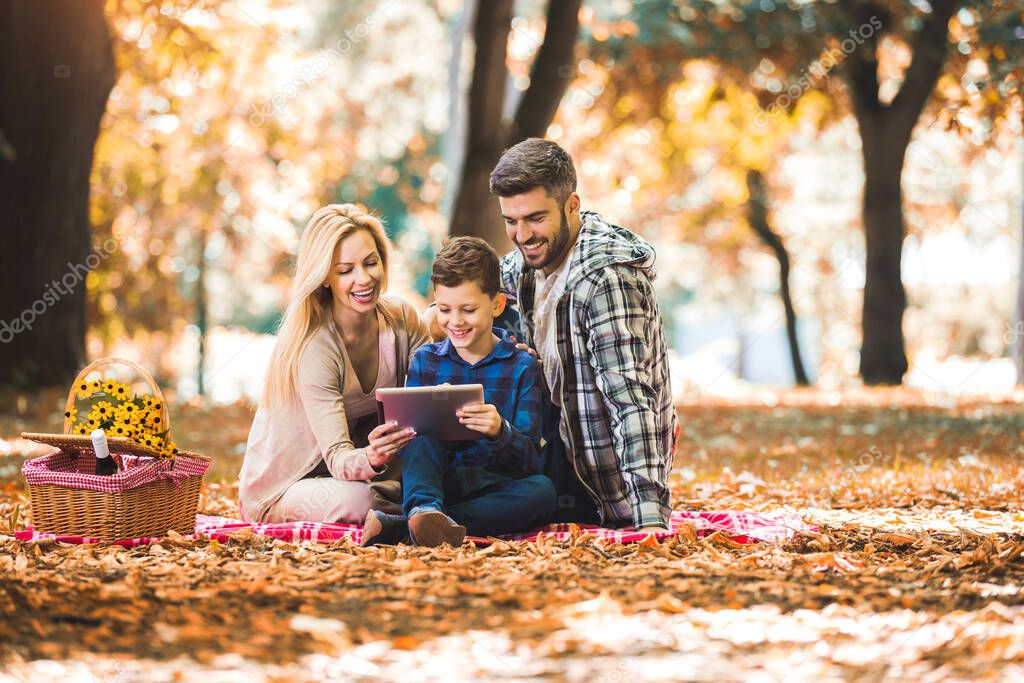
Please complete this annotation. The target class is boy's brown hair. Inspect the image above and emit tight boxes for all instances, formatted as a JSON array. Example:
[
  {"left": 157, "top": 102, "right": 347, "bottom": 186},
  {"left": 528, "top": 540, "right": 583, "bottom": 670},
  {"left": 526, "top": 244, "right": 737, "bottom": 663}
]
[{"left": 431, "top": 236, "right": 501, "bottom": 296}]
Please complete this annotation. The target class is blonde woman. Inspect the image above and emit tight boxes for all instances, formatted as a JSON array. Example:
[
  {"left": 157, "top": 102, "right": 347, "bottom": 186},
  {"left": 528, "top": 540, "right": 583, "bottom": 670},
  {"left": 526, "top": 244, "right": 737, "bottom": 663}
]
[{"left": 238, "top": 204, "right": 430, "bottom": 523}]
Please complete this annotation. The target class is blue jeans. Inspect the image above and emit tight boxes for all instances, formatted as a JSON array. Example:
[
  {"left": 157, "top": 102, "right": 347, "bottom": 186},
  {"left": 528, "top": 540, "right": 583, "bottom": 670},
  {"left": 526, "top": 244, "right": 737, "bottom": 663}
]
[
  {"left": 540, "top": 405, "right": 602, "bottom": 525},
  {"left": 401, "top": 435, "right": 557, "bottom": 537}
]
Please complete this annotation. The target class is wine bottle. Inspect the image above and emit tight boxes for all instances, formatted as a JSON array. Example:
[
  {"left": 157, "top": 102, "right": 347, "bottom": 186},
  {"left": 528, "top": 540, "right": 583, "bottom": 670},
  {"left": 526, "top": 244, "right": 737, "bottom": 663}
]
[{"left": 91, "top": 429, "right": 118, "bottom": 476}]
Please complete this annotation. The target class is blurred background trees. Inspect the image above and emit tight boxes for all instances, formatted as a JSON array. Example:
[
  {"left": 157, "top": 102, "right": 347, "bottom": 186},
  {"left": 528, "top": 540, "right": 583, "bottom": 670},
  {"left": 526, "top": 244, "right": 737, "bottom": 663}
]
[
  {"left": 0, "top": 0, "right": 1021, "bottom": 397},
  {"left": 589, "top": 0, "right": 1023, "bottom": 384}
]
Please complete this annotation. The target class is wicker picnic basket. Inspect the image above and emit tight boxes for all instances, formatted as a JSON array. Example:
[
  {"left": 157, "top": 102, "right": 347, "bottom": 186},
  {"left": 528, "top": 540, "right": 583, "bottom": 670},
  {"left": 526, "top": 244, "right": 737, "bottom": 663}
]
[{"left": 20, "top": 357, "right": 211, "bottom": 541}]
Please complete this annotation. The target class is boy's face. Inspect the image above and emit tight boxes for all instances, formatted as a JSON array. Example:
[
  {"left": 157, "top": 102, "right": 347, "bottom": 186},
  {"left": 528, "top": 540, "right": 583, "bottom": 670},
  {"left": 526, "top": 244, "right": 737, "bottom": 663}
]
[{"left": 434, "top": 280, "right": 506, "bottom": 354}]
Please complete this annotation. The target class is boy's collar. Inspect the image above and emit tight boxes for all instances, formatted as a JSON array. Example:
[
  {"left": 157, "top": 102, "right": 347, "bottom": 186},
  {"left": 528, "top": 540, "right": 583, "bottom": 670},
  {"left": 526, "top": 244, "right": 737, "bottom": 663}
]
[{"left": 431, "top": 327, "right": 516, "bottom": 365}]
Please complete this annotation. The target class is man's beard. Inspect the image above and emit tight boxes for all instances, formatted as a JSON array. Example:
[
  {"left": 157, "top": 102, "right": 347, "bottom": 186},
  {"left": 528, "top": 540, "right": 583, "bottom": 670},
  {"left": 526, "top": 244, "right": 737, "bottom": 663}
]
[{"left": 519, "top": 207, "right": 571, "bottom": 271}]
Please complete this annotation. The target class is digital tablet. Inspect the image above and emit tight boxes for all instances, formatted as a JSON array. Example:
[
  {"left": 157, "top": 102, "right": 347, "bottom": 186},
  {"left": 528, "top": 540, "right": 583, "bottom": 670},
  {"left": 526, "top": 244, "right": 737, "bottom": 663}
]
[{"left": 375, "top": 384, "right": 485, "bottom": 442}]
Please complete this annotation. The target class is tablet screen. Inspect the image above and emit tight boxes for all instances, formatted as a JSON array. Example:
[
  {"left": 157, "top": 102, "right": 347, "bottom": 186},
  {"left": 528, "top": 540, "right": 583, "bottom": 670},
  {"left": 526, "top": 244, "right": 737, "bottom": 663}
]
[{"left": 375, "top": 384, "right": 485, "bottom": 442}]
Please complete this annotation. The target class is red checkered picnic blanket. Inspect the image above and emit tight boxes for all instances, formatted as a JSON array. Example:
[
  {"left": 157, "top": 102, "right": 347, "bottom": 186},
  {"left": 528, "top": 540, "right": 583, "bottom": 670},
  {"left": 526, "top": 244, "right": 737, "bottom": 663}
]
[{"left": 9, "top": 509, "right": 814, "bottom": 547}]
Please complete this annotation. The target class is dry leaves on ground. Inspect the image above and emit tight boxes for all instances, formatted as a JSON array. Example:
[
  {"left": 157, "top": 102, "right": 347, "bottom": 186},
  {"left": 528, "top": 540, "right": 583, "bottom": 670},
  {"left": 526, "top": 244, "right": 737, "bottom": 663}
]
[{"left": 1, "top": 388, "right": 1023, "bottom": 681}]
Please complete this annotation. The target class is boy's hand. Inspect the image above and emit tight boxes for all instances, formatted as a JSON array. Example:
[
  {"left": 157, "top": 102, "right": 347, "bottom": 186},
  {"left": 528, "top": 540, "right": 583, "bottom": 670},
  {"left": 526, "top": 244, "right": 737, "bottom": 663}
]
[{"left": 456, "top": 403, "right": 503, "bottom": 439}]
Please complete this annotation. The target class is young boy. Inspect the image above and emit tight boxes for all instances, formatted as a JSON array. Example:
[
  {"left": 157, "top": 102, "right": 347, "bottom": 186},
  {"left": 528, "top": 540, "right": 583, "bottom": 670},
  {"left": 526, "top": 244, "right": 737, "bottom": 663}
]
[{"left": 361, "top": 237, "right": 555, "bottom": 547}]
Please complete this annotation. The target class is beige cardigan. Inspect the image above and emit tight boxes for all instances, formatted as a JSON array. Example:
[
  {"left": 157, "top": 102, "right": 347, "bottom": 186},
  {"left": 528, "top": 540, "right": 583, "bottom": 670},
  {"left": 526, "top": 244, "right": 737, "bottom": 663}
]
[{"left": 238, "top": 296, "right": 430, "bottom": 522}]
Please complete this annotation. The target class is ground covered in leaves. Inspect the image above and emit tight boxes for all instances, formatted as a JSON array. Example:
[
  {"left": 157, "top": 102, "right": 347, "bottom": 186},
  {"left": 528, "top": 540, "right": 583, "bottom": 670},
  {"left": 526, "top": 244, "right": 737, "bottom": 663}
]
[{"left": 2, "top": 388, "right": 1024, "bottom": 681}]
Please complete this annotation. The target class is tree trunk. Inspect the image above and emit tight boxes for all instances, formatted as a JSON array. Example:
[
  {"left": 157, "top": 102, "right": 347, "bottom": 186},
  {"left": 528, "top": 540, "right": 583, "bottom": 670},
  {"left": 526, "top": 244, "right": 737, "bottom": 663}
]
[
  {"left": 745, "top": 169, "right": 810, "bottom": 386},
  {"left": 441, "top": 0, "right": 476, "bottom": 221},
  {"left": 840, "top": 0, "right": 955, "bottom": 386},
  {"left": 857, "top": 121, "right": 910, "bottom": 385},
  {"left": 450, "top": 0, "right": 582, "bottom": 250},
  {"left": 0, "top": 0, "right": 116, "bottom": 386},
  {"left": 196, "top": 229, "right": 208, "bottom": 397},
  {"left": 1016, "top": 137, "right": 1024, "bottom": 384},
  {"left": 450, "top": 0, "right": 515, "bottom": 250}
]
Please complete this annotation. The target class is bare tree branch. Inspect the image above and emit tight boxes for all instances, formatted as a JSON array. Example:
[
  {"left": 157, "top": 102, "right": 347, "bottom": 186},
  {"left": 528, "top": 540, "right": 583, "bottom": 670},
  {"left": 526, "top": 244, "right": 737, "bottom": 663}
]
[
  {"left": 889, "top": 0, "right": 957, "bottom": 133},
  {"left": 465, "top": 0, "right": 514, "bottom": 147},
  {"left": 507, "top": 0, "right": 582, "bottom": 144},
  {"left": 839, "top": 1, "right": 886, "bottom": 120}
]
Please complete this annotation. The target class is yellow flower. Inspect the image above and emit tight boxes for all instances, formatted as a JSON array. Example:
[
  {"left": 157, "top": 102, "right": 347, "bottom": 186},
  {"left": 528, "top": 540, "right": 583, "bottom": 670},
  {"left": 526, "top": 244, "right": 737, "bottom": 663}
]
[
  {"left": 88, "top": 380, "right": 102, "bottom": 393},
  {"left": 90, "top": 401, "right": 115, "bottom": 420},
  {"left": 64, "top": 407, "right": 78, "bottom": 422},
  {"left": 74, "top": 424, "right": 90, "bottom": 436},
  {"left": 165, "top": 440, "right": 178, "bottom": 456},
  {"left": 142, "top": 396, "right": 156, "bottom": 409},
  {"left": 112, "top": 383, "right": 130, "bottom": 400},
  {"left": 109, "top": 422, "right": 131, "bottom": 438},
  {"left": 103, "top": 380, "right": 118, "bottom": 394},
  {"left": 115, "top": 404, "right": 141, "bottom": 425},
  {"left": 86, "top": 417, "right": 100, "bottom": 429},
  {"left": 74, "top": 381, "right": 92, "bottom": 400}
]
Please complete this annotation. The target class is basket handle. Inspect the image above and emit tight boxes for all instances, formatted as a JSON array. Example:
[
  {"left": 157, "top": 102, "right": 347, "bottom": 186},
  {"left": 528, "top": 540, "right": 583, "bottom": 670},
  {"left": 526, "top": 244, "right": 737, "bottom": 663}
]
[{"left": 64, "top": 357, "right": 170, "bottom": 436}]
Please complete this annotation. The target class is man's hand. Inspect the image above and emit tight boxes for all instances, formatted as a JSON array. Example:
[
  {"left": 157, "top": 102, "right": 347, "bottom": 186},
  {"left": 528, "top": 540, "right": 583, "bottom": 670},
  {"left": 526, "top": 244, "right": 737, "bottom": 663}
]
[
  {"left": 508, "top": 334, "right": 541, "bottom": 363},
  {"left": 635, "top": 526, "right": 668, "bottom": 535},
  {"left": 456, "top": 403, "right": 503, "bottom": 439}
]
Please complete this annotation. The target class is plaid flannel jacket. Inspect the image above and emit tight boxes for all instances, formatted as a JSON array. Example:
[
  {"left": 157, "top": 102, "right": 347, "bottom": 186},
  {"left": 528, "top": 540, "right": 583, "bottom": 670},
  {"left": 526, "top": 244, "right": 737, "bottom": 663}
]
[
  {"left": 500, "top": 211, "right": 677, "bottom": 528},
  {"left": 405, "top": 329, "right": 544, "bottom": 476}
]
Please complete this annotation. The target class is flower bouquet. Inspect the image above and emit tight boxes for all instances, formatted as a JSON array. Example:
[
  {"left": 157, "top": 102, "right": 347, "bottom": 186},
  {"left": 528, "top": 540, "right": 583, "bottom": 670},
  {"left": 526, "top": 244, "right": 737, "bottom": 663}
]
[{"left": 65, "top": 377, "right": 177, "bottom": 460}]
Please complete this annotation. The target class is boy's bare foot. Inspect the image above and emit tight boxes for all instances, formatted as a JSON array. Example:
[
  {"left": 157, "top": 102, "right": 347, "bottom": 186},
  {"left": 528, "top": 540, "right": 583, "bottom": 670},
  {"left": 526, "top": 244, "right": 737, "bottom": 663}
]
[{"left": 359, "top": 509, "right": 409, "bottom": 547}]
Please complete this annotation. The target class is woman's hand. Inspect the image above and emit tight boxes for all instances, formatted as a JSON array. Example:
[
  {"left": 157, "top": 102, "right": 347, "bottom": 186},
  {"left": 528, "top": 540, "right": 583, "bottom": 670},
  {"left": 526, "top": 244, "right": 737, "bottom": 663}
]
[
  {"left": 456, "top": 403, "right": 503, "bottom": 439},
  {"left": 367, "top": 421, "right": 416, "bottom": 468},
  {"left": 423, "top": 304, "right": 446, "bottom": 342}
]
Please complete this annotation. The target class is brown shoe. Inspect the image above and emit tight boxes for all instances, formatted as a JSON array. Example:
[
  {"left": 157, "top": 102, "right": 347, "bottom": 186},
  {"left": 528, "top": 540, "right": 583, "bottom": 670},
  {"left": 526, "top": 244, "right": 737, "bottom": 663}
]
[{"left": 408, "top": 508, "right": 466, "bottom": 547}]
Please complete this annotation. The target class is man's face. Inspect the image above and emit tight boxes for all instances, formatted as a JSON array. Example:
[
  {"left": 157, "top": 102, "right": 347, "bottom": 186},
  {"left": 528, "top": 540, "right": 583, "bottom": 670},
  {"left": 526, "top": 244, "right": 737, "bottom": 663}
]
[{"left": 499, "top": 187, "right": 574, "bottom": 273}]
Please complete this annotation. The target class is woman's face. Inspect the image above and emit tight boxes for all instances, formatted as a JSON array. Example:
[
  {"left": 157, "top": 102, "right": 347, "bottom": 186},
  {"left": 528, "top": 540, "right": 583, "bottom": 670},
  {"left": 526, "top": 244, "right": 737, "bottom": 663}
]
[{"left": 326, "top": 229, "right": 383, "bottom": 317}]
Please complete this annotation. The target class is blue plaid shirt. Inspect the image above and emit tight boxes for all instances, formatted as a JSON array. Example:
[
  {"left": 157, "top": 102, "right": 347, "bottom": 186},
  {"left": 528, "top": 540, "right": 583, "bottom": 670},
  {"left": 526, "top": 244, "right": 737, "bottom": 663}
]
[{"left": 405, "top": 328, "right": 543, "bottom": 475}]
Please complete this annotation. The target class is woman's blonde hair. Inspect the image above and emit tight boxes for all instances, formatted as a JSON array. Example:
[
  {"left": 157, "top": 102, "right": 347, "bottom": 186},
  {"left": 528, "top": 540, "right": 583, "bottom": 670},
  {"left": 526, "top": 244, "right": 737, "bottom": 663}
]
[{"left": 262, "top": 203, "right": 390, "bottom": 408}]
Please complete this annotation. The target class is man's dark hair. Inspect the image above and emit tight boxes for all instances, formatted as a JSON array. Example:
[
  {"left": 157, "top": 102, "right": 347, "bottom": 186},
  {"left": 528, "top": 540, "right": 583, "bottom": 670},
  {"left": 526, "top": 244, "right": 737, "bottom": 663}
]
[
  {"left": 489, "top": 137, "right": 577, "bottom": 205},
  {"left": 431, "top": 236, "right": 501, "bottom": 296}
]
